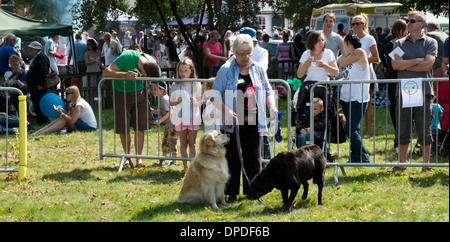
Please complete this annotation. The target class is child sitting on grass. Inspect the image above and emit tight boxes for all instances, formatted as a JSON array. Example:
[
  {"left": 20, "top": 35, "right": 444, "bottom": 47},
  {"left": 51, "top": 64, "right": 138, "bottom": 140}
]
[{"left": 150, "top": 81, "right": 178, "bottom": 166}]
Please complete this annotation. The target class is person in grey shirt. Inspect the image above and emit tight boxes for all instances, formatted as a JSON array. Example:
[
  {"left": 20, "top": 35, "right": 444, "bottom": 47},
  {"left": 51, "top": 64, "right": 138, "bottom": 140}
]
[
  {"left": 426, "top": 21, "right": 449, "bottom": 77},
  {"left": 391, "top": 11, "right": 438, "bottom": 172},
  {"left": 321, "top": 12, "right": 346, "bottom": 80},
  {"left": 322, "top": 12, "right": 346, "bottom": 60}
]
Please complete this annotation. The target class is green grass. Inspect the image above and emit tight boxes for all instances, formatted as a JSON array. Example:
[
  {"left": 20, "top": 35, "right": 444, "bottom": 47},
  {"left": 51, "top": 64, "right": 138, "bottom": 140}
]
[{"left": 0, "top": 98, "right": 448, "bottom": 222}]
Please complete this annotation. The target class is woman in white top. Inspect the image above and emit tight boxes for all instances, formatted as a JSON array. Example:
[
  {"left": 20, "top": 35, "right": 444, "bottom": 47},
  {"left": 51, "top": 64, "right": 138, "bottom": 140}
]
[
  {"left": 32, "top": 86, "right": 97, "bottom": 135},
  {"left": 339, "top": 34, "right": 370, "bottom": 163},
  {"left": 351, "top": 14, "right": 379, "bottom": 137},
  {"left": 297, "top": 31, "right": 339, "bottom": 82}
]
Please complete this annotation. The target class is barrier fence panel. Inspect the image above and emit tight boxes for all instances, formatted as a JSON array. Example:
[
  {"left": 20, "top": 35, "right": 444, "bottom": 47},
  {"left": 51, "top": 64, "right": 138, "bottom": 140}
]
[
  {"left": 0, "top": 87, "right": 27, "bottom": 180},
  {"left": 309, "top": 78, "right": 449, "bottom": 182},
  {"left": 98, "top": 77, "right": 291, "bottom": 172}
]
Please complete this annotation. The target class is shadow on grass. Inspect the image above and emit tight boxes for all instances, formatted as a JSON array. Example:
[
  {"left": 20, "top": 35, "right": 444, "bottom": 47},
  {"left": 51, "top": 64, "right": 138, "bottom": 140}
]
[
  {"left": 328, "top": 167, "right": 449, "bottom": 188},
  {"left": 41, "top": 164, "right": 185, "bottom": 184},
  {"left": 42, "top": 168, "right": 95, "bottom": 182},
  {"left": 132, "top": 201, "right": 210, "bottom": 221}
]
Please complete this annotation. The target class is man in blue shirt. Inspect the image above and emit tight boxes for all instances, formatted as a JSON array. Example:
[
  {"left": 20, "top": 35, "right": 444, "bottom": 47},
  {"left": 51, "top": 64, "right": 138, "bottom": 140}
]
[
  {"left": 0, "top": 33, "right": 19, "bottom": 84},
  {"left": 68, "top": 34, "right": 88, "bottom": 73}
]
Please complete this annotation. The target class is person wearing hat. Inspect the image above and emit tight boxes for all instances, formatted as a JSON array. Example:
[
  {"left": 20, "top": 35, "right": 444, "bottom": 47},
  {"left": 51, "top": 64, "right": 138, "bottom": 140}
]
[
  {"left": 149, "top": 80, "right": 178, "bottom": 166},
  {"left": 26, "top": 41, "right": 50, "bottom": 124},
  {"left": 102, "top": 50, "right": 161, "bottom": 169},
  {"left": 240, "top": 27, "right": 269, "bottom": 72}
]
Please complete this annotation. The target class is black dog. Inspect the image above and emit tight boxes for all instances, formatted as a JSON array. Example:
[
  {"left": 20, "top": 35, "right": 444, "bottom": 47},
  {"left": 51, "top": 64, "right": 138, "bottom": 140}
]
[{"left": 247, "top": 144, "right": 326, "bottom": 212}]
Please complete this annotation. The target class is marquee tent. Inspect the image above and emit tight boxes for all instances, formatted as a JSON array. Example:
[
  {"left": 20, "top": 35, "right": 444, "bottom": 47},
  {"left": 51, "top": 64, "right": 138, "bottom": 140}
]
[{"left": 0, "top": 9, "right": 72, "bottom": 38}]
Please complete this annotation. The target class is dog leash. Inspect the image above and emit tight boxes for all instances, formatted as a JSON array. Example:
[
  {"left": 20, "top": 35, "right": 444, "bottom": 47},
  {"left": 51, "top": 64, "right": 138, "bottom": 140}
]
[
  {"left": 233, "top": 116, "right": 252, "bottom": 186},
  {"left": 226, "top": 116, "right": 265, "bottom": 203}
]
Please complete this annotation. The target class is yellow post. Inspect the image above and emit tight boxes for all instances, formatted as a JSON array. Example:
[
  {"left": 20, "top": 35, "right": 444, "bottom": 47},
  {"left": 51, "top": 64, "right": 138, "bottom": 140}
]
[{"left": 17, "top": 95, "right": 27, "bottom": 180}]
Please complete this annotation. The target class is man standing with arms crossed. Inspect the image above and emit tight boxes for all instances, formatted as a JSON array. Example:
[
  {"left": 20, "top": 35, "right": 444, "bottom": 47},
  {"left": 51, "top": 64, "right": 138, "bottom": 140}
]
[{"left": 391, "top": 11, "right": 438, "bottom": 172}]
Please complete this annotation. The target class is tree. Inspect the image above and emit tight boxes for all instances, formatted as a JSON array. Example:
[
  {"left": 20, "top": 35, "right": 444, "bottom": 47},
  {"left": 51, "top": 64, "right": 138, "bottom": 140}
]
[
  {"left": 397, "top": 0, "right": 448, "bottom": 17},
  {"left": 71, "top": 0, "right": 130, "bottom": 35},
  {"left": 132, "top": 0, "right": 206, "bottom": 74},
  {"left": 69, "top": 0, "right": 261, "bottom": 76},
  {"left": 12, "top": 0, "right": 78, "bottom": 23}
]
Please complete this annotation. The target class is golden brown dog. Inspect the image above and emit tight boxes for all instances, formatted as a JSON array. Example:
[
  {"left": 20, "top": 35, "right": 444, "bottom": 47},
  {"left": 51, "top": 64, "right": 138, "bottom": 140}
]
[{"left": 178, "top": 130, "right": 230, "bottom": 209}]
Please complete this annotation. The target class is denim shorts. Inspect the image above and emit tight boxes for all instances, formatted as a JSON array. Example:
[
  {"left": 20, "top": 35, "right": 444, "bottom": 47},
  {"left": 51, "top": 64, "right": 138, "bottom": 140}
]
[{"left": 75, "top": 119, "right": 96, "bottom": 132}]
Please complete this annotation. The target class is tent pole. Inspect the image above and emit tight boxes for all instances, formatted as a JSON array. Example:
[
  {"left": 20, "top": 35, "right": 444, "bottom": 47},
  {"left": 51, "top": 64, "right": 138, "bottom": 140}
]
[{"left": 69, "top": 34, "right": 78, "bottom": 74}]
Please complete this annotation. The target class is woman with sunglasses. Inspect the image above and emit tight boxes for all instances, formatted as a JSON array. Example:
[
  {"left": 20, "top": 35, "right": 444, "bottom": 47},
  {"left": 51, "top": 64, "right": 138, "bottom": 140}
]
[
  {"left": 32, "top": 85, "right": 97, "bottom": 135},
  {"left": 351, "top": 13, "right": 380, "bottom": 138}
]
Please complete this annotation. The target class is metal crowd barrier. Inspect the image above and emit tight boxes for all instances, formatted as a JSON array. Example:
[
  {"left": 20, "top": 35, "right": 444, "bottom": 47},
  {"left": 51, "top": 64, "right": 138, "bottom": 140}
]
[
  {"left": 98, "top": 77, "right": 291, "bottom": 172},
  {"left": 0, "top": 87, "right": 27, "bottom": 180},
  {"left": 309, "top": 78, "right": 449, "bottom": 182}
]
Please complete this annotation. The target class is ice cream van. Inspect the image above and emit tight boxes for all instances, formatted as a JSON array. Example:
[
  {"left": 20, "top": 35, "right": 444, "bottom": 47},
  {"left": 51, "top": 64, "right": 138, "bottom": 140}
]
[{"left": 310, "top": 2, "right": 406, "bottom": 35}]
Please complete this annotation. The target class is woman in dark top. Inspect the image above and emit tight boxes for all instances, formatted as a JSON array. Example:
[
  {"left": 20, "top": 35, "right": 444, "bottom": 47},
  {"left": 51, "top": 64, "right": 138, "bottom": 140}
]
[
  {"left": 383, "top": 19, "right": 407, "bottom": 152},
  {"left": 292, "top": 33, "right": 305, "bottom": 60}
]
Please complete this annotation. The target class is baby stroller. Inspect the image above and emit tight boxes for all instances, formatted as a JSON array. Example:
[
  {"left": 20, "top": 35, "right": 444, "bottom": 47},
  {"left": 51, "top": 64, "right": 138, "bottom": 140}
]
[{"left": 293, "top": 81, "right": 346, "bottom": 162}]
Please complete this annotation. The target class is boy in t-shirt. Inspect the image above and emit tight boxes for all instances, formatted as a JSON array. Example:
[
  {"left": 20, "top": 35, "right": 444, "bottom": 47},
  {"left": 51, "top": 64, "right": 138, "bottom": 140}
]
[{"left": 150, "top": 81, "right": 178, "bottom": 166}]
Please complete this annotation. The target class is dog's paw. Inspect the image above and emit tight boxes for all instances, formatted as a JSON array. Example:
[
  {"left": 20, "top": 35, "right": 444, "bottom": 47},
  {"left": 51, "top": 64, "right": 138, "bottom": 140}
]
[
  {"left": 212, "top": 203, "right": 219, "bottom": 210},
  {"left": 283, "top": 206, "right": 292, "bottom": 213}
]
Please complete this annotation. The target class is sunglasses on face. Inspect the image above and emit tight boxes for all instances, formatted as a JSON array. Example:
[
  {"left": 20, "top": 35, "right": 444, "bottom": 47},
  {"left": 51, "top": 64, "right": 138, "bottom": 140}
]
[
  {"left": 351, "top": 22, "right": 363, "bottom": 26},
  {"left": 406, "top": 19, "right": 423, "bottom": 24}
]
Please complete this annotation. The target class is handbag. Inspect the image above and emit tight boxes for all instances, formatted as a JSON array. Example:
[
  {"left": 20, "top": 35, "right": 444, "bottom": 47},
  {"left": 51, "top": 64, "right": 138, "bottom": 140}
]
[
  {"left": 45, "top": 68, "right": 59, "bottom": 89},
  {"left": 43, "top": 55, "right": 60, "bottom": 89}
]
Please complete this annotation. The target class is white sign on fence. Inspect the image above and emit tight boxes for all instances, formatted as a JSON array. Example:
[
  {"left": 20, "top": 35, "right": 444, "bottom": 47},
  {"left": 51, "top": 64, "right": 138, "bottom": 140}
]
[{"left": 401, "top": 78, "right": 423, "bottom": 108}]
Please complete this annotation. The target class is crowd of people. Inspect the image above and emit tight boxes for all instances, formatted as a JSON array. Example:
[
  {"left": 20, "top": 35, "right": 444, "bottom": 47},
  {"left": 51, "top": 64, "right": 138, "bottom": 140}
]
[
  {"left": 0, "top": 33, "right": 99, "bottom": 134},
  {"left": 1, "top": 10, "right": 448, "bottom": 200},
  {"left": 97, "top": 11, "right": 446, "bottom": 200}
]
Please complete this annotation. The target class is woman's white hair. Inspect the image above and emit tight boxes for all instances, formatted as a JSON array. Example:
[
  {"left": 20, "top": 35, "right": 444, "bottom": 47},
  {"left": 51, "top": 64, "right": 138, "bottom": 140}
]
[{"left": 233, "top": 34, "right": 254, "bottom": 54}]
